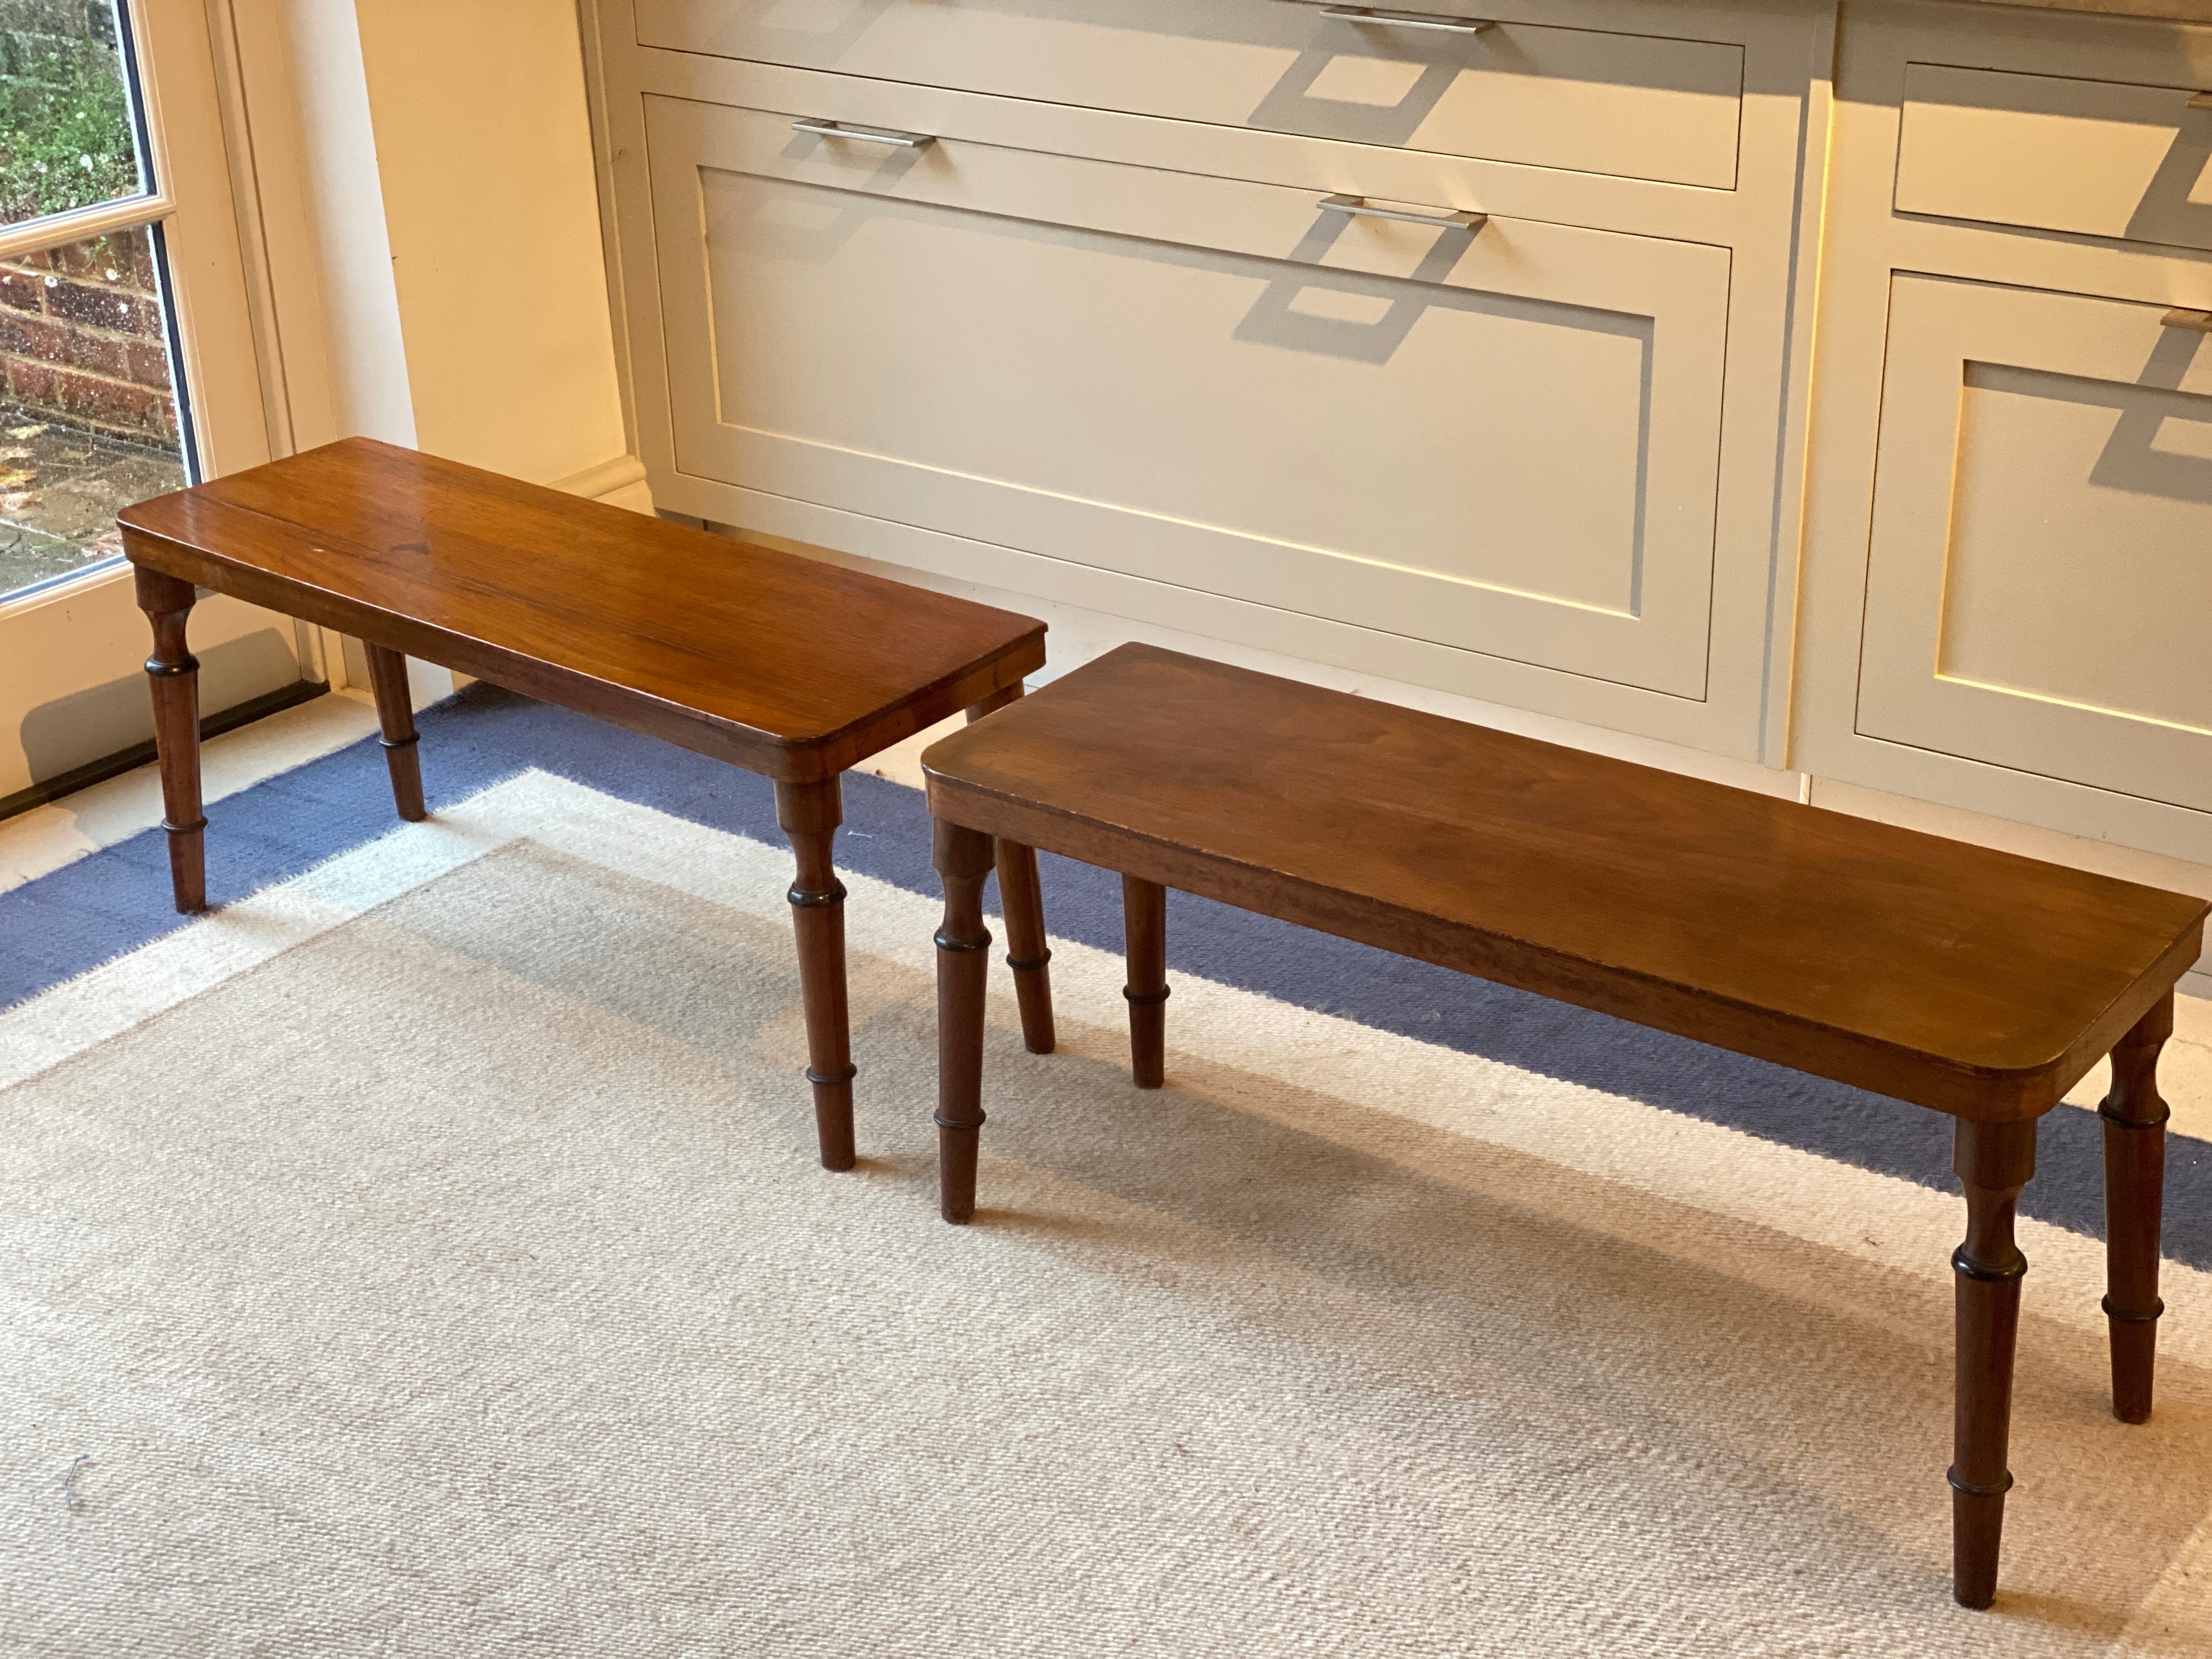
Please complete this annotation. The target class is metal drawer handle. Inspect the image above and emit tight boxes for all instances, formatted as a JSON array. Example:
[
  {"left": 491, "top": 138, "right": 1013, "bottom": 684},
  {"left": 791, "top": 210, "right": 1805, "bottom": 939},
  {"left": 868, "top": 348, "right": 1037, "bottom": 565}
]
[
  {"left": 1319, "top": 193, "right": 1487, "bottom": 230},
  {"left": 792, "top": 118, "right": 936, "bottom": 149},
  {"left": 2162, "top": 307, "right": 2212, "bottom": 331},
  {"left": 1322, "top": 5, "right": 1493, "bottom": 32},
  {"left": 2187, "top": 92, "right": 2212, "bottom": 109}
]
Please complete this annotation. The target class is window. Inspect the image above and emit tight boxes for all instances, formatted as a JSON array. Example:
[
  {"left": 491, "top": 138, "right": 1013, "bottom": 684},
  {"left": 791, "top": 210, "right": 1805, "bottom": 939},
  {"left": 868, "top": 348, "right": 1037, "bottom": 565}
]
[{"left": 0, "top": 3, "right": 189, "bottom": 604}]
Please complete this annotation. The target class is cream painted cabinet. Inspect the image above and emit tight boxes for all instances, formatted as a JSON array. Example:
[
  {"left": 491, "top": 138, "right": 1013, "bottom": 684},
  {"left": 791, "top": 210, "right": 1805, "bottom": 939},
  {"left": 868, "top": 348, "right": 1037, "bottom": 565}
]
[
  {"left": 643, "top": 89, "right": 1729, "bottom": 697},
  {"left": 590, "top": 0, "right": 1830, "bottom": 763},
  {"left": 585, "top": 0, "right": 2212, "bottom": 871},
  {"left": 1859, "top": 275, "right": 2212, "bottom": 814},
  {"left": 1792, "top": 0, "right": 2212, "bottom": 866}
]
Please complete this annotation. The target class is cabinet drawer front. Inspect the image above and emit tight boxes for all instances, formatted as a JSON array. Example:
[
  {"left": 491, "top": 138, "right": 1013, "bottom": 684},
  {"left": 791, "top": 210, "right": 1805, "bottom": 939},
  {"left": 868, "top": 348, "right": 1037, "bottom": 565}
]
[
  {"left": 1859, "top": 274, "right": 2212, "bottom": 812},
  {"left": 1897, "top": 63, "right": 2212, "bottom": 251},
  {"left": 635, "top": 0, "right": 1743, "bottom": 189},
  {"left": 644, "top": 93, "right": 1729, "bottom": 698}
]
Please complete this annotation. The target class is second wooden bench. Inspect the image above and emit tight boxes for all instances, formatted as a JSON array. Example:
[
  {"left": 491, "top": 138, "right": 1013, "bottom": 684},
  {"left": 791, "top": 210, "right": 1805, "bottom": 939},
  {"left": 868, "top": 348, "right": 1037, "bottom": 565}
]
[{"left": 919, "top": 642, "right": 2208, "bottom": 1612}]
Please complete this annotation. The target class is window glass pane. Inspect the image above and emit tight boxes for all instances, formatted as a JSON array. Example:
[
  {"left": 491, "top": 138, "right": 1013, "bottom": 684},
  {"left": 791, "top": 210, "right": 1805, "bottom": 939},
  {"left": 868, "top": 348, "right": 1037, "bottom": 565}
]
[
  {"left": 0, "top": 222, "right": 184, "bottom": 600},
  {"left": 0, "top": 3, "right": 145, "bottom": 229}
]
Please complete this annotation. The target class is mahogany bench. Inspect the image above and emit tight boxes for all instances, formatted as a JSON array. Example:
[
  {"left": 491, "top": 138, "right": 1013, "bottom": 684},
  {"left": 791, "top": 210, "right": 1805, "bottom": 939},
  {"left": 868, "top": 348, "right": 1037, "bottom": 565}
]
[
  {"left": 117, "top": 436, "right": 1059, "bottom": 1169},
  {"left": 921, "top": 642, "right": 2209, "bottom": 1610}
]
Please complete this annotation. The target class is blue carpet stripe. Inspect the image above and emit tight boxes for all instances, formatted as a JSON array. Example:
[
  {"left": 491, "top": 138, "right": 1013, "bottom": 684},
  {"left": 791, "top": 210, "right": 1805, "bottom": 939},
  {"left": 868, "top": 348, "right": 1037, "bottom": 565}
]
[{"left": 5, "top": 682, "right": 2204, "bottom": 1267}]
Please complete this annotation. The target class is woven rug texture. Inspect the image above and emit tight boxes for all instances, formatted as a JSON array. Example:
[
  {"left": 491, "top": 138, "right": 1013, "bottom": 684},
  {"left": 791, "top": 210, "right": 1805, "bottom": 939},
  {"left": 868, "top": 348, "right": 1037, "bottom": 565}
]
[{"left": 2, "top": 750, "right": 2209, "bottom": 1656}]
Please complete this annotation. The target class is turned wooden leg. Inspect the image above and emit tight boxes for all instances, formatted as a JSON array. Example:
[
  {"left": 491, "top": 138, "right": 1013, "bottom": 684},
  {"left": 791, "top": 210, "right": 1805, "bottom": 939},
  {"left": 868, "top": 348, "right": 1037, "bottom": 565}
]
[
  {"left": 934, "top": 818, "right": 994, "bottom": 1224},
  {"left": 363, "top": 644, "right": 426, "bottom": 822},
  {"left": 1123, "top": 874, "right": 1169, "bottom": 1090},
  {"left": 2103, "top": 994, "right": 2173, "bottom": 1426},
  {"left": 134, "top": 565, "right": 206, "bottom": 915},
  {"left": 775, "top": 777, "right": 855, "bottom": 1172},
  {"left": 993, "top": 842, "right": 1055, "bottom": 1055},
  {"left": 966, "top": 686, "right": 1055, "bottom": 1054},
  {"left": 1950, "top": 1117, "right": 2037, "bottom": 1610}
]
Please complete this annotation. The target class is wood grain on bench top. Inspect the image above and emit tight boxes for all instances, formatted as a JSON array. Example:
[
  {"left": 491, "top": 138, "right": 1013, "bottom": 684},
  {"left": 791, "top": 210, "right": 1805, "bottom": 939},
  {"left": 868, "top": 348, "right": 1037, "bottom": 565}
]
[
  {"left": 117, "top": 437, "right": 1046, "bottom": 783},
  {"left": 924, "top": 645, "right": 2208, "bottom": 1120}
]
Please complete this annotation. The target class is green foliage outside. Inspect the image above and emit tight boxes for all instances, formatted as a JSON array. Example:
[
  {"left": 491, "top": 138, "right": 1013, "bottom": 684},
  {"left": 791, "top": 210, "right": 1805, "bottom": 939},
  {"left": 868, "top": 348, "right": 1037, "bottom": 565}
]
[{"left": 0, "top": 43, "right": 137, "bottom": 225}]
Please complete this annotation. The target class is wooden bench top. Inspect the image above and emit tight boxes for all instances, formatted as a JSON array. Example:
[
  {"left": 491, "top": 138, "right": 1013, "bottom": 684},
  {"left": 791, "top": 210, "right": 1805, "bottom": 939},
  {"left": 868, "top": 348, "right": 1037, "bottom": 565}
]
[
  {"left": 924, "top": 644, "right": 2208, "bottom": 1120},
  {"left": 118, "top": 438, "right": 1046, "bottom": 783}
]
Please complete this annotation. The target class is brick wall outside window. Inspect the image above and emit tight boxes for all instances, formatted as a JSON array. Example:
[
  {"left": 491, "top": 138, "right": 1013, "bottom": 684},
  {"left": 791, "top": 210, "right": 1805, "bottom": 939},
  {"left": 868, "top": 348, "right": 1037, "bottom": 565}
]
[
  {"left": 0, "top": 2, "right": 119, "bottom": 94},
  {"left": 0, "top": 5, "right": 173, "bottom": 449},
  {"left": 0, "top": 225, "right": 176, "bottom": 446}
]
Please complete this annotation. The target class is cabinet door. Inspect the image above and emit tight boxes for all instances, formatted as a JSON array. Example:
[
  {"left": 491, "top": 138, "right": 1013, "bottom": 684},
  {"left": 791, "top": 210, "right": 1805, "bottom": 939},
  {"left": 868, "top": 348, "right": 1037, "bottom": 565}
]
[
  {"left": 644, "top": 93, "right": 1731, "bottom": 698},
  {"left": 1859, "top": 274, "right": 2212, "bottom": 811},
  {"left": 1895, "top": 64, "right": 2212, "bottom": 252}
]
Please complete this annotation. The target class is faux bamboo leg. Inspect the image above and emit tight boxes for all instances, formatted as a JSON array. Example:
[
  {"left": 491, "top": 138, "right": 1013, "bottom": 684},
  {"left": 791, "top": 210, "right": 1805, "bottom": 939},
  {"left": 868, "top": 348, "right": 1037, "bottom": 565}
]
[
  {"left": 2102, "top": 994, "right": 2174, "bottom": 1425},
  {"left": 363, "top": 644, "right": 427, "bottom": 822},
  {"left": 775, "top": 777, "right": 855, "bottom": 1172},
  {"left": 1122, "top": 874, "right": 1169, "bottom": 1090},
  {"left": 134, "top": 565, "right": 206, "bottom": 914},
  {"left": 1950, "top": 1117, "right": 2038, "bottom": 1611},
  {"left": 934, "top": 818, "right": 994, "bottom": 1224},
  {"left": 966, "top": 686, "right": 1055, "bottom": 1054}
]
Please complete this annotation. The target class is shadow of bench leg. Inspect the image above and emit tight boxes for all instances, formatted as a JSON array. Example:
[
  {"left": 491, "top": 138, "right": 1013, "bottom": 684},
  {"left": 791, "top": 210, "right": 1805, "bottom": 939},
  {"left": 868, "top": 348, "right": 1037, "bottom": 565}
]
[
  {"left": 363, "top": 645, "right": 427, "bottom": 822},
  {"left": 1951, "top": 1116, "right": 2037, "bottom": 1610},
  {"left": 934, "top": 818, "right": 995, "bottom": 1223},
  {"left": 134, "top": 565, "right": 206, "bottom": 915},
  {"left": 777, "top": 777, "right": 856, "bottom": 1172},
  {"left": 967, "top": 686, "right": 1055, "bottom": 1055},
  {"left": 1123, "top": 875, "right": 1169, "bottom": 1090},
  {"left": 2103, "top": 992, "right": 2173, "bottom": 1426}
]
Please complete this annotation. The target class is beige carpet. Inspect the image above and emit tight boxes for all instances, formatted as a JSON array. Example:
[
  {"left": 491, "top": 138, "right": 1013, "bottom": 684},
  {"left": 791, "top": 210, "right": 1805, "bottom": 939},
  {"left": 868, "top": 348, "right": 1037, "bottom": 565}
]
[{"left": 2, "top": 774, "right": 2208, "bottom": 1656}]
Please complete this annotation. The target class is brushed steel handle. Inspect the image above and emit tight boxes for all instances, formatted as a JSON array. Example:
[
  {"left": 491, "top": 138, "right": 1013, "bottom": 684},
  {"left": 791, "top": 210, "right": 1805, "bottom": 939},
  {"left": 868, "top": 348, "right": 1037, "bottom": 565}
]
[
  {"left": 1322, "top": 5, "right": 1493, "bottom": 32},
  {"left": 1319, "top": 193, "right": 1487, "bottom": 230},
  {"left": 2162, "top": 307, "right": 2212, "bottom": 331},
  {"left": 792, "top": 118, "right": 936, "bottom": 149},
  {"left": 2188, "top": 92, "right": 2212, "bottom": 109}
]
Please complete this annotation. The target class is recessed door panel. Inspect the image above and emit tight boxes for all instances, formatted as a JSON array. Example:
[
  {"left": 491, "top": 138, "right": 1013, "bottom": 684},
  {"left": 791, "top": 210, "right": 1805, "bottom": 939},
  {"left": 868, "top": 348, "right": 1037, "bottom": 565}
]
[
  {"left": 645, "top": 93, "right": 1730, "bottom": 697},
  {"left": 1859, "top": 274, "right": 2212, "bottom": 810},
  {"left": 1897, "top": 63, "right": 2212, "bottom": 252}
]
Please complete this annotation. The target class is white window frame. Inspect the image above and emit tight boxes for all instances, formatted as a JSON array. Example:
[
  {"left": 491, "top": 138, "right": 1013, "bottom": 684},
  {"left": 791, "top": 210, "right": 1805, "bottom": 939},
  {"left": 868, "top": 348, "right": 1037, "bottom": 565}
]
[{"left": 0, "top": 0, "right": 312, "bottom": 806}]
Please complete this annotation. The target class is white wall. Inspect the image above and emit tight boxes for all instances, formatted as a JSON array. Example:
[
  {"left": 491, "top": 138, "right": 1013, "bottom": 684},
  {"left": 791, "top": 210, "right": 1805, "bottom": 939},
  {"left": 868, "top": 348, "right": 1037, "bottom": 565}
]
[
  {"left": 212, "top": 0, "right": 650, "bottom": 702},
  {"left": 349, "top": 1, "right": 634, "bottom": 490},
  {"left": 221, "top": 0, "right": 642, "bottom": 499}
]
